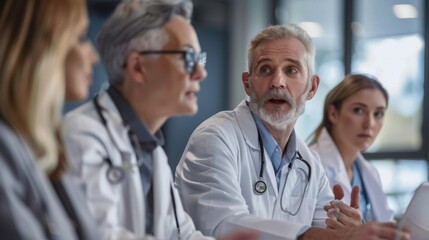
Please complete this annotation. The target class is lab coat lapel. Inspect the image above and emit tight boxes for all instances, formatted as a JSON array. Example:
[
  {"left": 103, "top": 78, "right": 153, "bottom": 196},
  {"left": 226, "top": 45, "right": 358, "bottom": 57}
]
[
  {"left": 355, "top": 154, "right": 385, "bottom": 221},
  {"left": 317, "top": 129, "right": 352, "bottom": 203},
  {"left": 97, "top": 92, "right": 132, "bottom": 155},
  {"left": 235, "top": 101, "right": 278, "bottom": 196},
  {"left": 263, "top": 150, "right": 279, "bottom": 197},
  {"left": 97, "top": 92, "right": 146, "bottom": 235},
  {"left": 234, "top": 101, "right": 258, "bottom": 149},
  {"left": 152, "top": 146, "right": 172, "bottom": 238}
]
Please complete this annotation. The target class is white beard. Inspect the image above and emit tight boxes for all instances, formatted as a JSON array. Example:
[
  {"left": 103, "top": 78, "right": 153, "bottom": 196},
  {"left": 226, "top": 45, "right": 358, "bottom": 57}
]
[{"left": 249, "top": 84, "right": 308, "bottom": 130}]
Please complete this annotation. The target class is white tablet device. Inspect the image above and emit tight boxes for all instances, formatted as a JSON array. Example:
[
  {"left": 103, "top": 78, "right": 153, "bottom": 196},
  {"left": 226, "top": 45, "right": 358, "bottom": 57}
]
[{"left": 397, "top": 182, "right": 429, "bottom": 240}]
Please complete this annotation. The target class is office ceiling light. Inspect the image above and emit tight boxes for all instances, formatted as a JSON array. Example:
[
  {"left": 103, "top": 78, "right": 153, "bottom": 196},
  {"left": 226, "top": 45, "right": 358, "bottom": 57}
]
[
  {"left": 297, "top": 22, "right": 323, "bottom": 38},
  {"left": 393, "top": 4, "right": 418, "bottom": 19}
]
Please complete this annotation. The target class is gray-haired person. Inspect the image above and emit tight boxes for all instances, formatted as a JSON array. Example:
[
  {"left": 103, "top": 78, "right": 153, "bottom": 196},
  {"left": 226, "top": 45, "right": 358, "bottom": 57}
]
[
  {"left": 61, "top": 0, "right": 257, "bottom": 239},
  {"left": 175, "top": 24, "right": 411, "bottom": 240}
]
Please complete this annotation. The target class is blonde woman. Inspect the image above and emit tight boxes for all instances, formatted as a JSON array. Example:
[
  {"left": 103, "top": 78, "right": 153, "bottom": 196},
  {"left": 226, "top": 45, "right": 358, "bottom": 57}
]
[
  {"left": 309, "top": 74, "right": 394, "bottom": 222},
  {"left": 64, "top": 33, "right": 98, "bottom": 101},
  {"left": 0, "top": 0, "right": 99, "bottom": 239}
]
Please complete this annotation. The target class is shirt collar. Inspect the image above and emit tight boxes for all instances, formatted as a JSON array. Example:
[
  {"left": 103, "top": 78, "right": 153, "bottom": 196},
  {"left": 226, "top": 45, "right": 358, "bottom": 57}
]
[
  {"left": 251, "top": 110, "right": 297, "bottom": 161},
  {"left": 107, "top": 85, "right": 164, "bottom": 151}
]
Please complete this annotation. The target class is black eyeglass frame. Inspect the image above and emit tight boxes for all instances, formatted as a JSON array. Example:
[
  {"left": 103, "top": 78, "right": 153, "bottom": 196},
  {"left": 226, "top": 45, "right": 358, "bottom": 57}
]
[{"left": 138, "top": 48, "right": 206, "bottom": 75}]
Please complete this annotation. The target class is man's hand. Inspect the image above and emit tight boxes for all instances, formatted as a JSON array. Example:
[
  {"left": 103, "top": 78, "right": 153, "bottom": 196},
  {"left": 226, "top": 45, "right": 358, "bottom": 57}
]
[
  {"left": 337, "top": 222, "right": 410, "bottom": 240},
  {"left": 324, "top": 184, "right": 362, "bottom": 228},
  {"left": 299, "top": 222, "right": 410, "bottom": 240},
  {"left": 333, "top": 184, "right": 345, "bottom": 200},
  {"left": 219, "top": 231, "right": 259, "bottom": 240}
]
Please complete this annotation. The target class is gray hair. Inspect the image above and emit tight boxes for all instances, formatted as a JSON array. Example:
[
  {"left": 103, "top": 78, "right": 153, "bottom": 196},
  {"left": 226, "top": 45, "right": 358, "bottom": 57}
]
[
  {"left": 247, "top": 24, "right": 316, "bottom": 79},
  {"left": 97, "top": 0, "right": 193, "bottom": 85}
]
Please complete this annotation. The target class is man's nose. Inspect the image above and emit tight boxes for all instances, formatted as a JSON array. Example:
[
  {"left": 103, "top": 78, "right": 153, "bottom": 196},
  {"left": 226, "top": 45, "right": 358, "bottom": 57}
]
[{"left": 270, "top": 69, "right": 286, "bottom": 89}]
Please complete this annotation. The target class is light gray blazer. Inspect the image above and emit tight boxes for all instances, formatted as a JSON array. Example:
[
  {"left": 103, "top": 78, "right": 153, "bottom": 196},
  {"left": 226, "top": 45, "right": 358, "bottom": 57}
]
[{"left": 0, "top": 120, "right": 100, "bottom": 239}]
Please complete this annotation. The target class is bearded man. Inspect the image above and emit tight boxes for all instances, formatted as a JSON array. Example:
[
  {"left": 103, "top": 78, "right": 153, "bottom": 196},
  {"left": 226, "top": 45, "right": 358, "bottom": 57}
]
[{"left": 175, "top": 24, "right": 410, "bottom": 240}]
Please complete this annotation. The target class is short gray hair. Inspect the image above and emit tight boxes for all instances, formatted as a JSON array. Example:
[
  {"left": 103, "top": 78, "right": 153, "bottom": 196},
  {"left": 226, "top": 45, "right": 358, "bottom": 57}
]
[
  {"left": 247, "top": 24, "right": 316, "bottom": 78},
  {"left": 97, "top": 0, "right": 193, "bottom": 85}
]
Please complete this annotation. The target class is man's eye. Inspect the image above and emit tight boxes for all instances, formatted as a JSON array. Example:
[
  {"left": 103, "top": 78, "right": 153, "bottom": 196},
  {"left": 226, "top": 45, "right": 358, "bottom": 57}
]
[
  {"left": 287, "top": 67, "right": 298, "bottom": 74},
  {"left": 259, "top": 66, "right": 271, "bottom": 75}
]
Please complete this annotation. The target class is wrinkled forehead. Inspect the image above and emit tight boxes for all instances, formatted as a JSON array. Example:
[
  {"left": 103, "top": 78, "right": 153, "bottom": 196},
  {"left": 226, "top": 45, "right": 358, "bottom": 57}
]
[{"left": 252, "top": 38, "right": 308, "bottom": 67}]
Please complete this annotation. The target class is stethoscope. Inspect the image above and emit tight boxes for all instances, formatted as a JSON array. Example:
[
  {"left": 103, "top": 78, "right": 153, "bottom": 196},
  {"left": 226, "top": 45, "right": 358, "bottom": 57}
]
[
  {"left": 93, "top": 94, "right": 137, "bottom": 184},
  {"left": 92, "top": 94, "right": 181, "bottom": 239},
  {"left": 253, "top": 129, "right": 312, "bottom": 215}
]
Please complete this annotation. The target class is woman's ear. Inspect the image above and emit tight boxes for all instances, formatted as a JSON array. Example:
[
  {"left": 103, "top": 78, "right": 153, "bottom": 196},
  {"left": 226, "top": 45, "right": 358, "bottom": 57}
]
[
  {"left": 327, "top": 104, "right": 339, "bottom": 124},
  {"left": 242, "top": 72, "right": 251, "bottom": 95}
]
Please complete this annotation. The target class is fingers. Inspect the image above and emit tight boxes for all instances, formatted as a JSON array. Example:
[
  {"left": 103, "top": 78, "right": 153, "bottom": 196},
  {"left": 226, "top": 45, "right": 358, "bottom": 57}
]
[
  {"left": 367, "top": 222, "right": 411, "bottom": 240},
  {"left": 336, "top": 200, "right": 361, "bottom": 218},
  {"left": 327, "top": 207, "right": 340, "bottom": 219},
  {"left": 336, "top": 222, "right": 410, "bottom": 240},
  {"left": 324, "top": 204, "right": 333, "bottom": 212},
  {"left": 330, "top": 200, "right": 362, "bottom": 226},
  {"left": 350, "top": 185, "right": 360, "bottom": 209},
  {"left": 333, "top": 184, "right": 345, "bottom": 200},
  {"left": 325, "top": 216, "right": 344, "bottom": 230}
]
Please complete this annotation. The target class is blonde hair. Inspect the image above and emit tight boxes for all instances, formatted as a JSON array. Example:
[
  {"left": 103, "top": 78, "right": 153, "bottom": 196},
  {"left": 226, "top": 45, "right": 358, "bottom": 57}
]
[
  {"left": 0, "top": 0, "right": 86, "bottom": 177},
  {"left": 308, "top": 74, "right": 389, "bottom": 145}
]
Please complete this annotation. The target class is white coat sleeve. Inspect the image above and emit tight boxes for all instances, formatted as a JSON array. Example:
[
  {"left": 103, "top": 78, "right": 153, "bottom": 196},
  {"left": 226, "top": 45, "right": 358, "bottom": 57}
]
[
  {"left": 309, "top": 151, "right": 335, "bottom": 227},
  {"left": 175, "top": 125, "right": 309, "bottom": 240},
  {"left": 170, "top": 181, "right": 215, "bottom": 240}
]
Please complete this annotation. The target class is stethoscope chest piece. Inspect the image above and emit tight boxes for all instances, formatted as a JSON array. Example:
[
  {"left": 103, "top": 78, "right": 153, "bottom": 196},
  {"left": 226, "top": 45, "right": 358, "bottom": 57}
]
[
  {"left": 106, "top": 166, "right": 125, "bottom": 184},
  {"left": 254, "top": 180, "right": 267, "bottom": 194}
]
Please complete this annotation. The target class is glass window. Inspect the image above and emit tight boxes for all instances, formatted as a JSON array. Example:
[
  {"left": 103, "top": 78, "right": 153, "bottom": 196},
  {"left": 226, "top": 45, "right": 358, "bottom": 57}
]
[
  {"left": 351, "top": 0, "right": 427, "bottom": 219},
  {"left": 371, "top": 159, "right": 428, "bottom": 219},
  {"left": 352, "top": 0, "right": 425, "bottom": 152},
  {"left": 277, "top": 0, "right": 344, "bottom": 139},
  {"left": 277, "top": 0, "right": 428, "bottom": 219}
]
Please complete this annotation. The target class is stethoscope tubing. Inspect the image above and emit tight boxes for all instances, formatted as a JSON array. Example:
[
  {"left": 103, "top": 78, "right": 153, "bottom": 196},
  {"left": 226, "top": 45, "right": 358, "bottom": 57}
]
[
  {"left": 92, "top": 94, "right": 181, "bottom": 238},
  {"left": 254, "top": 129, "right": 312, "bottom": 188},
  {"left": 253, "top": 128, "right": 312, "bottom": 215}
]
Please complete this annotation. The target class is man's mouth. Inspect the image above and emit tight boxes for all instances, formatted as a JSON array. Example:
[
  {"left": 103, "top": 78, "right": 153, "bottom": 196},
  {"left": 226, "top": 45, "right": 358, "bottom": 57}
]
[{"left": 267, "top": 98, "right": 287, "bottom": 104}]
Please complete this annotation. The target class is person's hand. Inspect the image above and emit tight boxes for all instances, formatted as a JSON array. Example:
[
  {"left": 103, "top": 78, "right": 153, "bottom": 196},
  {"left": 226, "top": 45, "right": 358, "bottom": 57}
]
[
  {"left": 336, "top": 222, "right": 410, "bottom": 240},
  {"left": 324, "top": 184, "right": 362, "bottom": 228},
  {"left": 219, "top": 230, "right": 259, "bottom": 240},
  {"left": 324, "top": 184, "right": 347, "bottom": 213},
  {"left": 333, "top": 184, "right": 345, "bottom": 200},
  {"left": 299, "top": 222, "right": 410, "bottom": 240}
]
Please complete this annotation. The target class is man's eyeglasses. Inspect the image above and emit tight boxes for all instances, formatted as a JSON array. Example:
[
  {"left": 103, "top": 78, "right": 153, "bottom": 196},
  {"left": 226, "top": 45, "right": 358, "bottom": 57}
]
[{"left": 139, "top": 48, "right": 206, "bottom": 75}]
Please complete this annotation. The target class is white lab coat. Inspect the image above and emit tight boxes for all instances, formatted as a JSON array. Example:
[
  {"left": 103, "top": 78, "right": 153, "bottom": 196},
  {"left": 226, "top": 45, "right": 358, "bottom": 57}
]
[
  {"left": 175, "top": 100, "right": 334, "bottom": 240},
  {"left": 310, "top": 128, "right": 394, "bottom": 222},
  {"left": 62, "top": 91, "right": 210, "bottom": 240}
]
